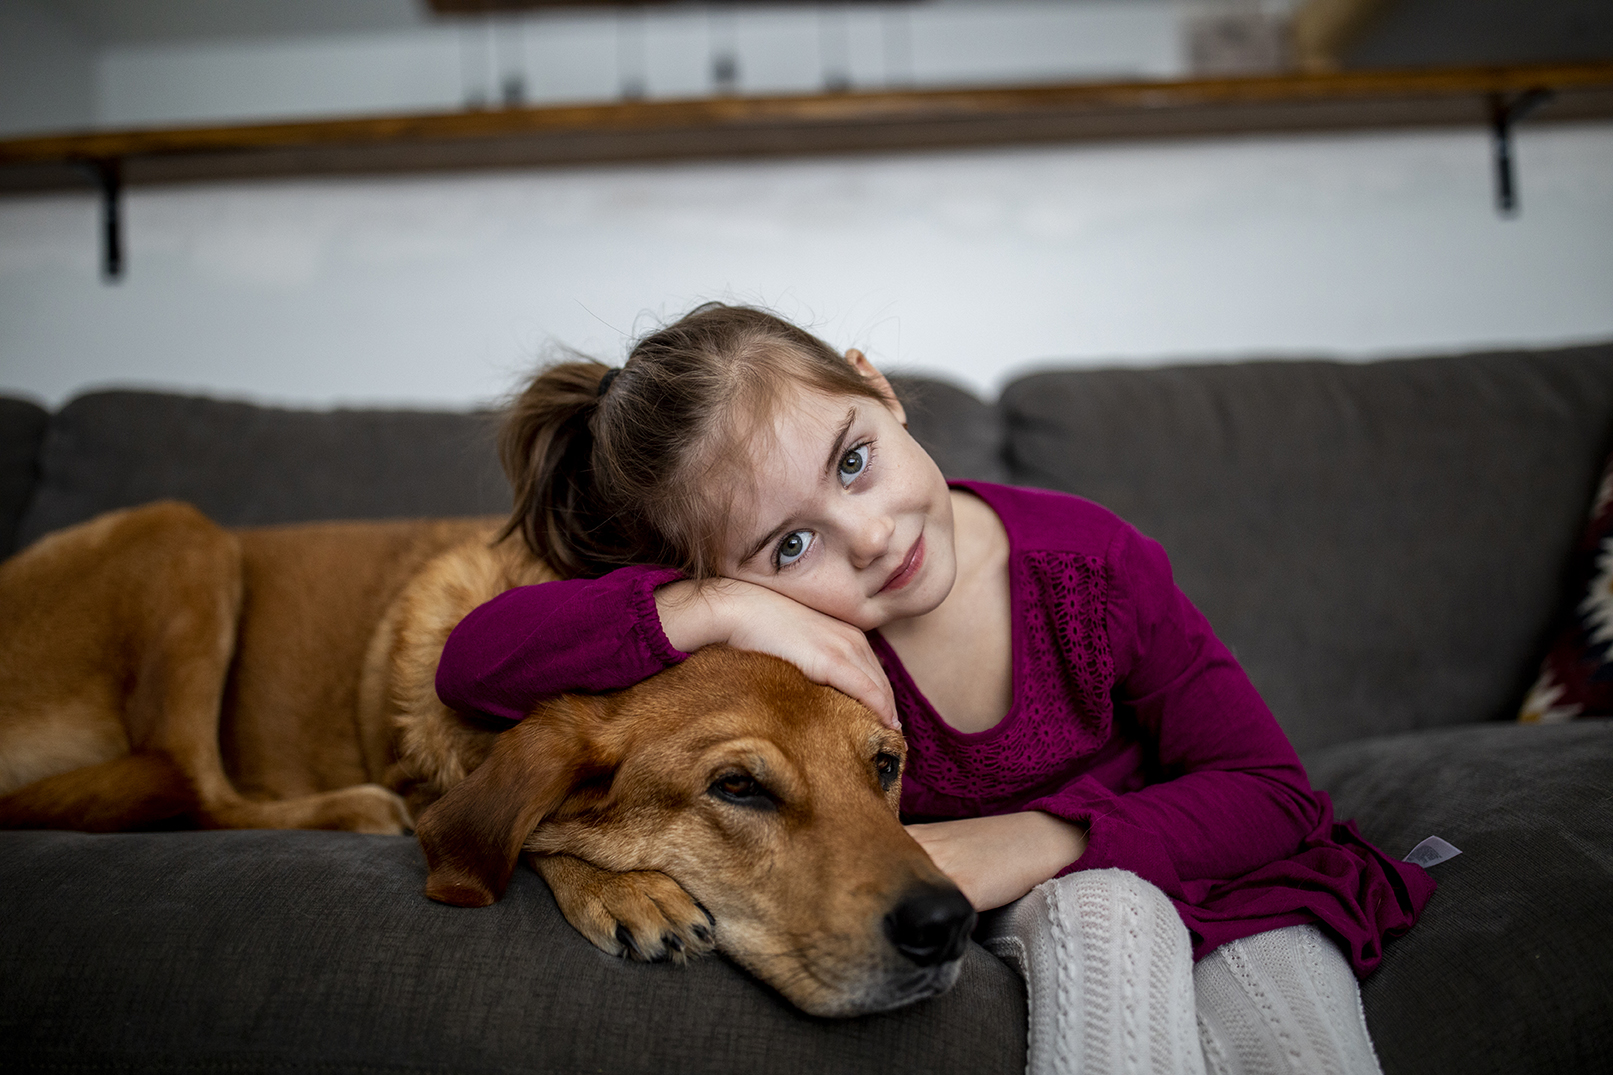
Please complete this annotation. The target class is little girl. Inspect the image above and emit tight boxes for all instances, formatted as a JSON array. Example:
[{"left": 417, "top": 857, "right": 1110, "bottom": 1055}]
[{"left": 436, "top": 303, "right": 1433, "bottom": 1075}]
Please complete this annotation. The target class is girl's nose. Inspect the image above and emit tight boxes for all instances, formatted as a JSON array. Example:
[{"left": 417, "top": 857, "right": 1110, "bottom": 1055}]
[{"left": 847, "top": 509, "right": 895, "bottom": 570}]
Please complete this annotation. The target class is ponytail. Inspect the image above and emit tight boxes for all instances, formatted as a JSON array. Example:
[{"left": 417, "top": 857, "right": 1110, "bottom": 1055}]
[{"left": 497, "top": 359, "right": 618, "bottom": 579}]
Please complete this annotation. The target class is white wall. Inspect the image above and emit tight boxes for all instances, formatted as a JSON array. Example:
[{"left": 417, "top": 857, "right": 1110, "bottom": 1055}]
[{"left": 2, "top": 121, "right": 1611, "bottom": 410}]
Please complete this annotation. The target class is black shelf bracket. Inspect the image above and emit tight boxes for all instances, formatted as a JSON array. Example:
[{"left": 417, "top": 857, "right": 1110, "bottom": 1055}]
[
  {"left": 1488, "top": 88, "right": 1553, "bottom": 217},
  {"left": 79, "top": 158, "right": 124, "bottom": 281}
]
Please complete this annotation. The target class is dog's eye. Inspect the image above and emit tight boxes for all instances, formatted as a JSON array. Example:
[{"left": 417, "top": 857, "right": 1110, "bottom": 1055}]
[
  {"left": 875, "top": 751, "right": 901, "bottom": 786},
  {"left": 710, "top": 773, "right": 772, "bottom": 808}
]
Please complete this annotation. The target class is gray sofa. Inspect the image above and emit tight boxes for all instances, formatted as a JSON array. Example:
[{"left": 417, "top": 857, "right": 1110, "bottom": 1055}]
[{"left": 2, "top": 342, "right": 1611, "bottom": 1075}]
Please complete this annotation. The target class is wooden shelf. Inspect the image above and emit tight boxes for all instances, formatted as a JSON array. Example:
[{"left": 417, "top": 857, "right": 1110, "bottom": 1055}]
[{"left": 3, "top": 61, "right": 1611, "bottom": 192}]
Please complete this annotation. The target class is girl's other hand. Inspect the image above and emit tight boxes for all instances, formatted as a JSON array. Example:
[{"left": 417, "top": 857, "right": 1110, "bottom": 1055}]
[
  {"left": 905, "top": 812, "right": 1088, "bottom": 911},
  {"left": 655, "top": 578, "right": 898, "bottom": 729}
]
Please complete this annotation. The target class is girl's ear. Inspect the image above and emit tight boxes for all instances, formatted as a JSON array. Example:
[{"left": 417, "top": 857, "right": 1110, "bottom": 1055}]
[{"left": 845, "top": 349, "right": 907, "bottom": 426}]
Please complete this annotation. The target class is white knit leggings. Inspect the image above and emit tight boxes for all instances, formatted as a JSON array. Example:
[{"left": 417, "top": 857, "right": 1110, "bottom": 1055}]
[{"left": 978, "top": 869, "right": 1383, "bottom": 1075}]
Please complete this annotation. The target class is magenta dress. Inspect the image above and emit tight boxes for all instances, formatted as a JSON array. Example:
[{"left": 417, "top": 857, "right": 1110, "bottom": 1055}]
[{"left": 436, "top": 481, "right": 1433, "bottom": 976}]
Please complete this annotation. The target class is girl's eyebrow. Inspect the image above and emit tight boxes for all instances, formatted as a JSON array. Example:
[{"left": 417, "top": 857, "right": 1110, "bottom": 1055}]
[
  {"left": 820, "top": 407, "right": 859, "bottom": 481},
  {"left": 736, "top": 407, "right": 859, "bottom": 567}
]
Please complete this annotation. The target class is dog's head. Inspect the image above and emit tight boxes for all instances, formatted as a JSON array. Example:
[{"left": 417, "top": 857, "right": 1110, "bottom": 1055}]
[{"left": 414, "top": 646, "right": 974, "bottom": 1017}]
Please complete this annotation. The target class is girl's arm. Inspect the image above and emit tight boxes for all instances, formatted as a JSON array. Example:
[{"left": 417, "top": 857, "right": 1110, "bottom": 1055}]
[
  {"left": 434, "top": 565, "right": 688, "bottom": 721},
  {"left": 436, "top": 568, "right": 897, "bottom": 725}
]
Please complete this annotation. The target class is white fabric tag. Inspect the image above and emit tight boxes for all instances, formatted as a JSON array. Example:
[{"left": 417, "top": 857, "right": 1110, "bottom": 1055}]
[{"left": 1404, "top": 835, "right": 1463, "bottom": 868}]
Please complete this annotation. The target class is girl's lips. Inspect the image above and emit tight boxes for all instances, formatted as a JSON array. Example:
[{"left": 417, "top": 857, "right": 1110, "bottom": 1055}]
[{"left": 880, "top": 535, "right": 925, "bottom": 594}]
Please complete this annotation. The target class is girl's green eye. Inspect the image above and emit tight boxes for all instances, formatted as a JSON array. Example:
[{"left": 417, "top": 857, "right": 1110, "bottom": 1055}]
[
  {"left": 838, "top": 444, "right": 869, "bottom": 485},
  {"left": 776, "top": 530, "right": 811, "bottom": 567}
]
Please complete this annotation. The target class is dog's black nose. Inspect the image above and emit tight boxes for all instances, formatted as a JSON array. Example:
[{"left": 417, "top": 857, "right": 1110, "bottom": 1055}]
[{"left": 884, "top": 884, "right": 976, "bottom": 966}]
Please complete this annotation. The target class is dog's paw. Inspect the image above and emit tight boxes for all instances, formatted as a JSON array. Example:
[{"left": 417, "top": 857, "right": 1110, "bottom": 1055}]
[
  {"left": 534, "top": 854, "right": 715, "bottom": 964},
  {"left": 340, "top": 783, "right": 413, "bottom": 834}
]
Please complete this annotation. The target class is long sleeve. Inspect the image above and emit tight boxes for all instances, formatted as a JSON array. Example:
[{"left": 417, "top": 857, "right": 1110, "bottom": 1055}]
[
  {"left": 1024, "top": 524, "right": 1322, "bottom": 896},
  {"left": 434, "top": 565, "right": 688, "bottom": 722}
]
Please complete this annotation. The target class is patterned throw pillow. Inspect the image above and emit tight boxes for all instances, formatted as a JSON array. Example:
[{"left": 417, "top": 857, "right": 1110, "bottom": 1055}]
[{"left": 1521, "top": 454, "right": 1613, "bottom": 722}]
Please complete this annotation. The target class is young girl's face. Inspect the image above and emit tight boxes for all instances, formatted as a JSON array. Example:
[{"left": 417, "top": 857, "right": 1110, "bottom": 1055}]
[{"left": 716, "top": 354, "right": 957, "bottom": 631}]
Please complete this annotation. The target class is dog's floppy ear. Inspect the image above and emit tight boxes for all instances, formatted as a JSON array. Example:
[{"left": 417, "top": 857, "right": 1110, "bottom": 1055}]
[{"left": 414, "top": 697, "right": 603, "bottom": 907}]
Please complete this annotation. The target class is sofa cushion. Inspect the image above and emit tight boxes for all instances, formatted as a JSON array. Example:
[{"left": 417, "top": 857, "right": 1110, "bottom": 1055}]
[
  {"left": 15, "top": 391, "right": 512, "bottom": 548},
  {"left": 1302, "top": 719, "right": 1613, "bottom": 1075},
  {"left": 0, "top": 829, "right": 1027, "bottom": 1075},
  {"left": 1001, "top": 343, "right": 1613, "bottom": 752},
  {"left": 0, "top": 396, "right": 49, "bottom": 558}
]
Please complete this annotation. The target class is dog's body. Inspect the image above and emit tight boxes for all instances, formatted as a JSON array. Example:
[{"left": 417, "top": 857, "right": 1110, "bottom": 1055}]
[
  {"left": 0, "top": 501, "right": 974, "bottom": 1016},
  {"left": 0, "top": 501, "right": 511, "bottom": 832}
]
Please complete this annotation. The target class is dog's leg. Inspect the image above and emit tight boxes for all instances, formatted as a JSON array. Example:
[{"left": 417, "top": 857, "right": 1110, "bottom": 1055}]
[
  {"left": 0, "top": 751, "right": 192, "bottom": 831},
  {"left": 106, "top": 510, "right": 408, "bottom": 835},
  {"left": 0, "top": 503, "right": 239, "bottom": 830},
  {"left": 532, "top": 853, "right": 716, "bottom": 964},
  {"left": 199, "top": 785, "right": 411, "bottom": 834}
]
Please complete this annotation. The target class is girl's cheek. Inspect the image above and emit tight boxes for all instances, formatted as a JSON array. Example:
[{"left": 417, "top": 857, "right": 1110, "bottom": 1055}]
[{"left": 797, "top": 557, "right": 852, "bottom": 610}]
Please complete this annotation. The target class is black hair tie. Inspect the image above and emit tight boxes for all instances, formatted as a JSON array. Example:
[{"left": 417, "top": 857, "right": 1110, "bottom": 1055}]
[{"left": 597, "top": 368, "right": 621, "bottom": 397}]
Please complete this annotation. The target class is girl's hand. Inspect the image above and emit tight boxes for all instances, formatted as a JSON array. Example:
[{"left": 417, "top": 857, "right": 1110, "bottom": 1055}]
[
  {"left": 905, "top": 812, "right": 1088, "bottom": 911},
  {"left": 655, "top": 578, "right": 898, "bottom": 729}
]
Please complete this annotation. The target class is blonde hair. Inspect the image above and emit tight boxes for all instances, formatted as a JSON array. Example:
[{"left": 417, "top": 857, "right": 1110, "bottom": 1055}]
[{"left": 500, "top": 303, "right": 891, "bottom": 578}]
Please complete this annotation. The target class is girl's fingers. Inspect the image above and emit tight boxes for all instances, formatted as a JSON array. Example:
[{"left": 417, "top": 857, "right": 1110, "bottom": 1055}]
[
  {"left": 833, "top": 634, "right": 898, "bottom": 729},
  {"left": 802, "top": 636, "right": 895, "bottom": 729},
  {"left": 843, "top": 667, "right": 898, "bottom": 729}
]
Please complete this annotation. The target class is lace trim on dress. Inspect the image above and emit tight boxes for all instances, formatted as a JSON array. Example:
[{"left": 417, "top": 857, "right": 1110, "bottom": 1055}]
[{"left": 901, "top": 550, "right": 1117, "bottom": 804}]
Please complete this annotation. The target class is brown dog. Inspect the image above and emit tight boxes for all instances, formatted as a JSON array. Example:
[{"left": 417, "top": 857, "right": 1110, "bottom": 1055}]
[{"left": 0, "top": 500, "right": 974, "bottom": 1017}]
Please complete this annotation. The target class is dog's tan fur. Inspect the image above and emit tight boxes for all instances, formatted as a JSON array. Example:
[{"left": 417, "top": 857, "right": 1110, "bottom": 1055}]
[{"left": 0, "top": 501, "right": 969, "bottom": 1016}]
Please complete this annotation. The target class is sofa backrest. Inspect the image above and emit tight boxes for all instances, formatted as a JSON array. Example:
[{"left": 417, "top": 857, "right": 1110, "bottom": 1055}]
[
  {"left": 1001, "top": 343, "right": 1613, "bottom": 752},
  {"left": 10, "top": 343, "right": 1612, "bottom": 754},
  {"left": 891, "top": 375, "right": 1008, "bottom": 485},
  {"left": 13, "top": 391, "right": 512, "bottom": 549},
  {"left": 0, "top": 397, "right": 50, "bottom": 559}
]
